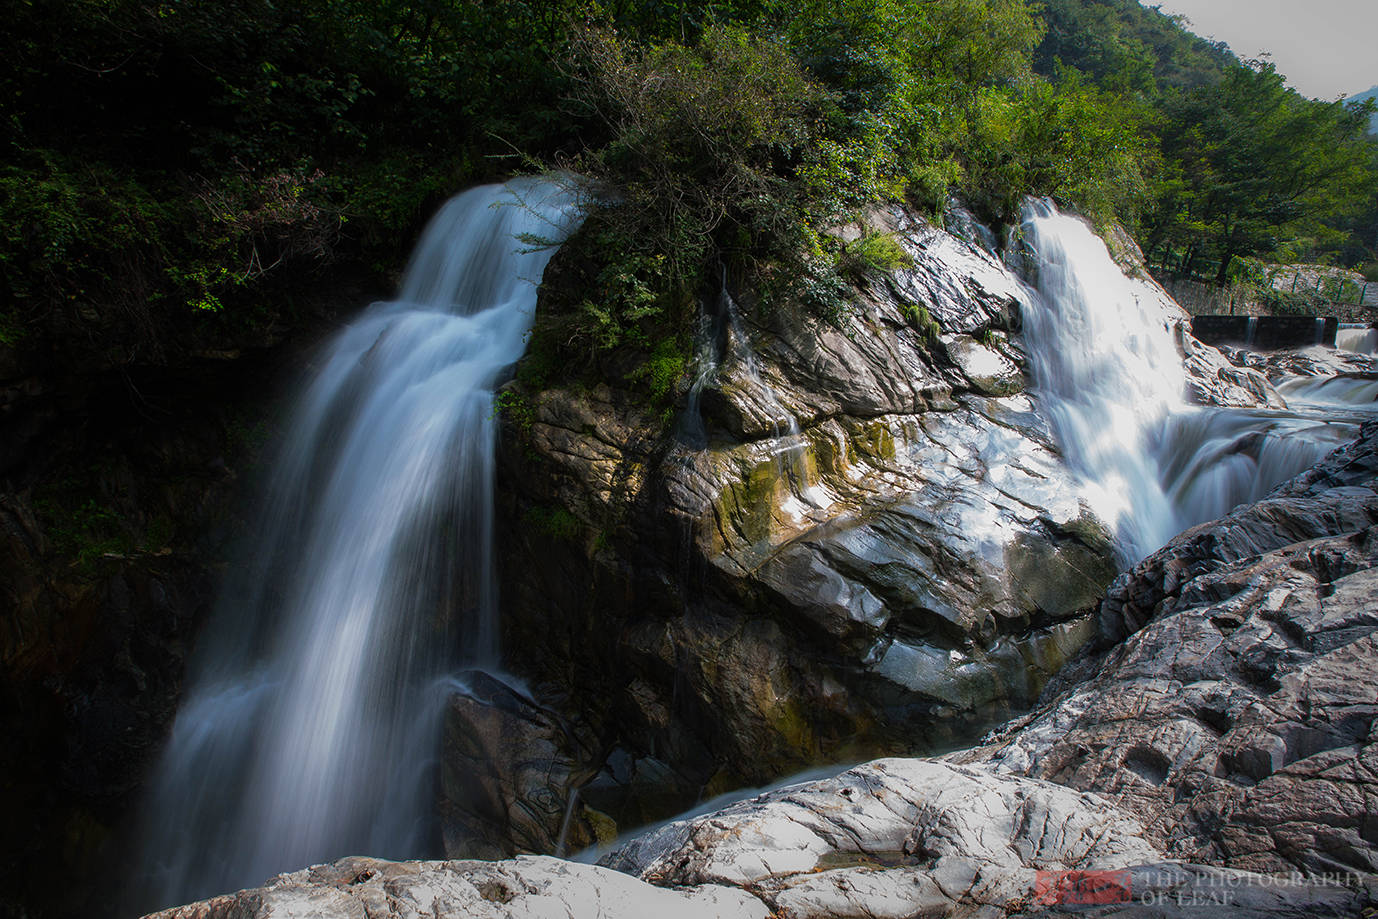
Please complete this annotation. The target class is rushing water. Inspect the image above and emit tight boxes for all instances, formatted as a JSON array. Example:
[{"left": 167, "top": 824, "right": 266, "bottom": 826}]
[
  {"left": 1277, "top": 373, "right": 1378, "bottom": 411},
  {"left": 1337, "top": 323, "right": 1378, "bottom": 355},
  {"left": 135, "top": 177, "right": 580, "bottom": 909},
  {"left": 1018, "top": 202, "right": 1352, "bottom": 563},
  {"left": 132, "top": 183, "right": 1361, "bottom": 908}
]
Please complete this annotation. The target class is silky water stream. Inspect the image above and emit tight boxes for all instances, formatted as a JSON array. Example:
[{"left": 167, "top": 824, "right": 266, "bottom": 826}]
[{"left": 136, "top": 177, "right": 580, "bottom": 908}]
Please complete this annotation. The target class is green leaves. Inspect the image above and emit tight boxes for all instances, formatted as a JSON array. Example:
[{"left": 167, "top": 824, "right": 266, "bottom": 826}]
[{"left": 1147, "top": 60, "right": 1378, "bottom": 281}]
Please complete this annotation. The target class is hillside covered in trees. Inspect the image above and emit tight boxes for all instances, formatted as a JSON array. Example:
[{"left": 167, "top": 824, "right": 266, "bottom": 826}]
[
  {"left": 1351, "top": 86, "right": 1378, "bottom": 134},
  {"left": 2, "top": 0, "right": 1374, "bottom": 383},
  {"left": 1036, "top": 0, "right": 1378, "bottom": 286}
]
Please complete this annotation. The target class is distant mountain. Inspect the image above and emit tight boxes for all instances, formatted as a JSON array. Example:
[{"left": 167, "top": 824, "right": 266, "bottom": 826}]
[
  {"left": 1035, "top": 0, "right": 1237, "bottom": 93},
  {"left": 1349, "top": 86, "right": 1378, "bottom": 135}
]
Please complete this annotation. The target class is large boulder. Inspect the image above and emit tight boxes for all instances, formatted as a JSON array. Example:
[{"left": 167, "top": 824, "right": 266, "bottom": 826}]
[
  {"left": 600, "top": 759, "right": 1368, "bottom": 917},
  {"left": 491, "top": 204, "right": 1120, "bottom": 851},
  {"left": 482, "top": 202, "right": 1288, "bottom": 858}
]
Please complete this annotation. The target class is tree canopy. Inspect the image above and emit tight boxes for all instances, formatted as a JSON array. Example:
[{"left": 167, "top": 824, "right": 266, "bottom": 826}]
[{"left": 1, "top": 0, "right": 1374, "bottom": 372}]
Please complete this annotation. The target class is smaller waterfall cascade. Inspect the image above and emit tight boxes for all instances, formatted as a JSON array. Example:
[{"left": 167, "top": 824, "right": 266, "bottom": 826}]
[
  {"left": 1017, "top": 202, "right": 1187, "bottom": 558},
  {"left": 1019, "top": 202, "right": 1351, "bottom": 562},
  {"left": 1337, "top": 323, "right": 1378, "bottom": 355},
  {"left": 136, "top": 177, "right": 581, "bottom": 909},
  {"left": 1277, "top": 374, "right": 1378, "bottom": 410}
]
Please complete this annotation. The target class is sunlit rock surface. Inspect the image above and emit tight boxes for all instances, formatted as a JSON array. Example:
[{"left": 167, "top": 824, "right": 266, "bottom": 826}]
[
  {"left": 143, "top": 855, "right": 770, "bottom": 919},
  {"left": 965, "top": 422, "right": 1378, "bottom": 879},
  {"left": 1228, "top": 342, "right": 1378, "bottom": 383},
  {"left": 491, "top": 203, "right": 1121, "bottom": 850},
  {"left": 601, "top": 760, "right": 1368, "bottom": 918},
  {"left": 150, "top": 424, "right": 1378, "bottom": 919},
  {"left": 481, "top": 200, "right": 1300, "bottom": 856}
]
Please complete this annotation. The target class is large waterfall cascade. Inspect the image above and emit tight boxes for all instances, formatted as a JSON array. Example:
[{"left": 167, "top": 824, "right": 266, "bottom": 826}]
[
  {"left": 1018, "top": 202, "right": 1354, "bottom": 562},
  {"left": 136, "top": 177, "right": 581, "bottom": 909}
]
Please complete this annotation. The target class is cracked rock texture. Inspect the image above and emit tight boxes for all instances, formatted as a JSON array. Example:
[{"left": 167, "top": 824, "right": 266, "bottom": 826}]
[
  {"left": 471, "top": 202, "right": 1283, "bottom": 859},
  {"left": 962, "top": 421, "right": 1378, "bottom": 882},
  {"left": 146, "top": 323, "right": 1376, "bottom": 919},
  {"left": 487, "top": 205, "right": 1114, "bottom": 855},
  {"left": 144, "top": 855, "right": 770, "bottom": 919}
]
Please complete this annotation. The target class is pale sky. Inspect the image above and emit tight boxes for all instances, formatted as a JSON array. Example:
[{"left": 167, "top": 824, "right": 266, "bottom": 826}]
[{"left": 1140, "top": 0, "right": 1378, "bottom": 100}]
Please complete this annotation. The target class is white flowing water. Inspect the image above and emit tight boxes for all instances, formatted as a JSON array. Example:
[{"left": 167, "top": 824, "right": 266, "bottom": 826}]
[
  {"left": 1277, "top": 373, "right": 1378, "bottom": 410},
  {"left": 1337, "top": 323, "right": 1378, "bottom": 355},
  {"left": 1018, "top": 202, "right": 1350, "bottom": 563},
  {"left": 136, "top": 177, "right": 580, "bottom": 909}
]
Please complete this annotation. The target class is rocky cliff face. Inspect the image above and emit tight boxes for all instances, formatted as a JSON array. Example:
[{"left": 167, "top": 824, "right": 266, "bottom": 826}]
[
  {"left": 580, "top": 421, "right": 1378, "bottom": 916},
  {"left": 472, "top": 204, "right": 1278, "bottom": 857},
  {"left": 137, "top": 211, "right": 1377, "bottom": 919},
  {"left": 152, "top": 415, "right": 1378, "bottom": 918}
]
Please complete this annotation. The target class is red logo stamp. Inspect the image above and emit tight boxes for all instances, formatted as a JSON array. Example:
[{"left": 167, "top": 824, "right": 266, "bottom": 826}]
[{"left": 1034, "top": 869, "right": 1132, "bottom": 906}]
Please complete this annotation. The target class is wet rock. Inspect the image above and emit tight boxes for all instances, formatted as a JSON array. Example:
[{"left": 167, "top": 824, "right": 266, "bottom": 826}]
[
  {"left": 1180, "top": 334, "right": 1286, "bottom": 408},
  {"left": 439, "top": 672, "right": 604, "bottom": 860},
  {"left": 953, "top": 423, "right": 1378, "bottom": 882},
  {"left": 968, "top": 530, "right": 1378, "bottom": 878},
  {"left": 941, "top": 333, "right": 1023, "bottom": 397},
  {"left": 142, "top": 855, "right": 770, "bottom": 919},
  {"left": 489, "top": 204, "right": 1288, "bottom": 853},
  {"left": 1226, "top": 344, "right": 1378, "bottom": 382}
]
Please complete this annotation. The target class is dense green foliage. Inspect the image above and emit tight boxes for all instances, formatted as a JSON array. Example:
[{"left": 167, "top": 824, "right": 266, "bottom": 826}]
[
  {"left": 1033, "top": 0, "right": 1378, "bottom": 287},
  {"left": 1035, "top": 0, "right": 1235, "bottom": 94},
  {"left": 2, "top": 0, "right": 1374, "bottom": 378},
  {"left": 1143, "top": 63, "right": 1376, "bottom": 283},
  {"left": 0, "top": 0, "right": 596, "bottom": 364},
  {"left": 531, "top": 0, "right": 1159, "bottom": 386}
]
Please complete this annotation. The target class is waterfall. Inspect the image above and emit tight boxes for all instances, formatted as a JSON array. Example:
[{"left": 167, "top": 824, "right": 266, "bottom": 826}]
[
  {"left": 1018, "top": 202, "right": 1351, "bottom": 563},
  {"left": 1337, "top": 323, "right": 1378, "bottom": 355},
  {"left": 135, "top": 176, "right": 580, "bottom": 909}
]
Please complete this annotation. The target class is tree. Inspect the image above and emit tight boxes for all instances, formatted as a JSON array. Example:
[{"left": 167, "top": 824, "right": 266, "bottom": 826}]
[{"left": 1146, "top": 61, "right": 1378, "bottom": 283}]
